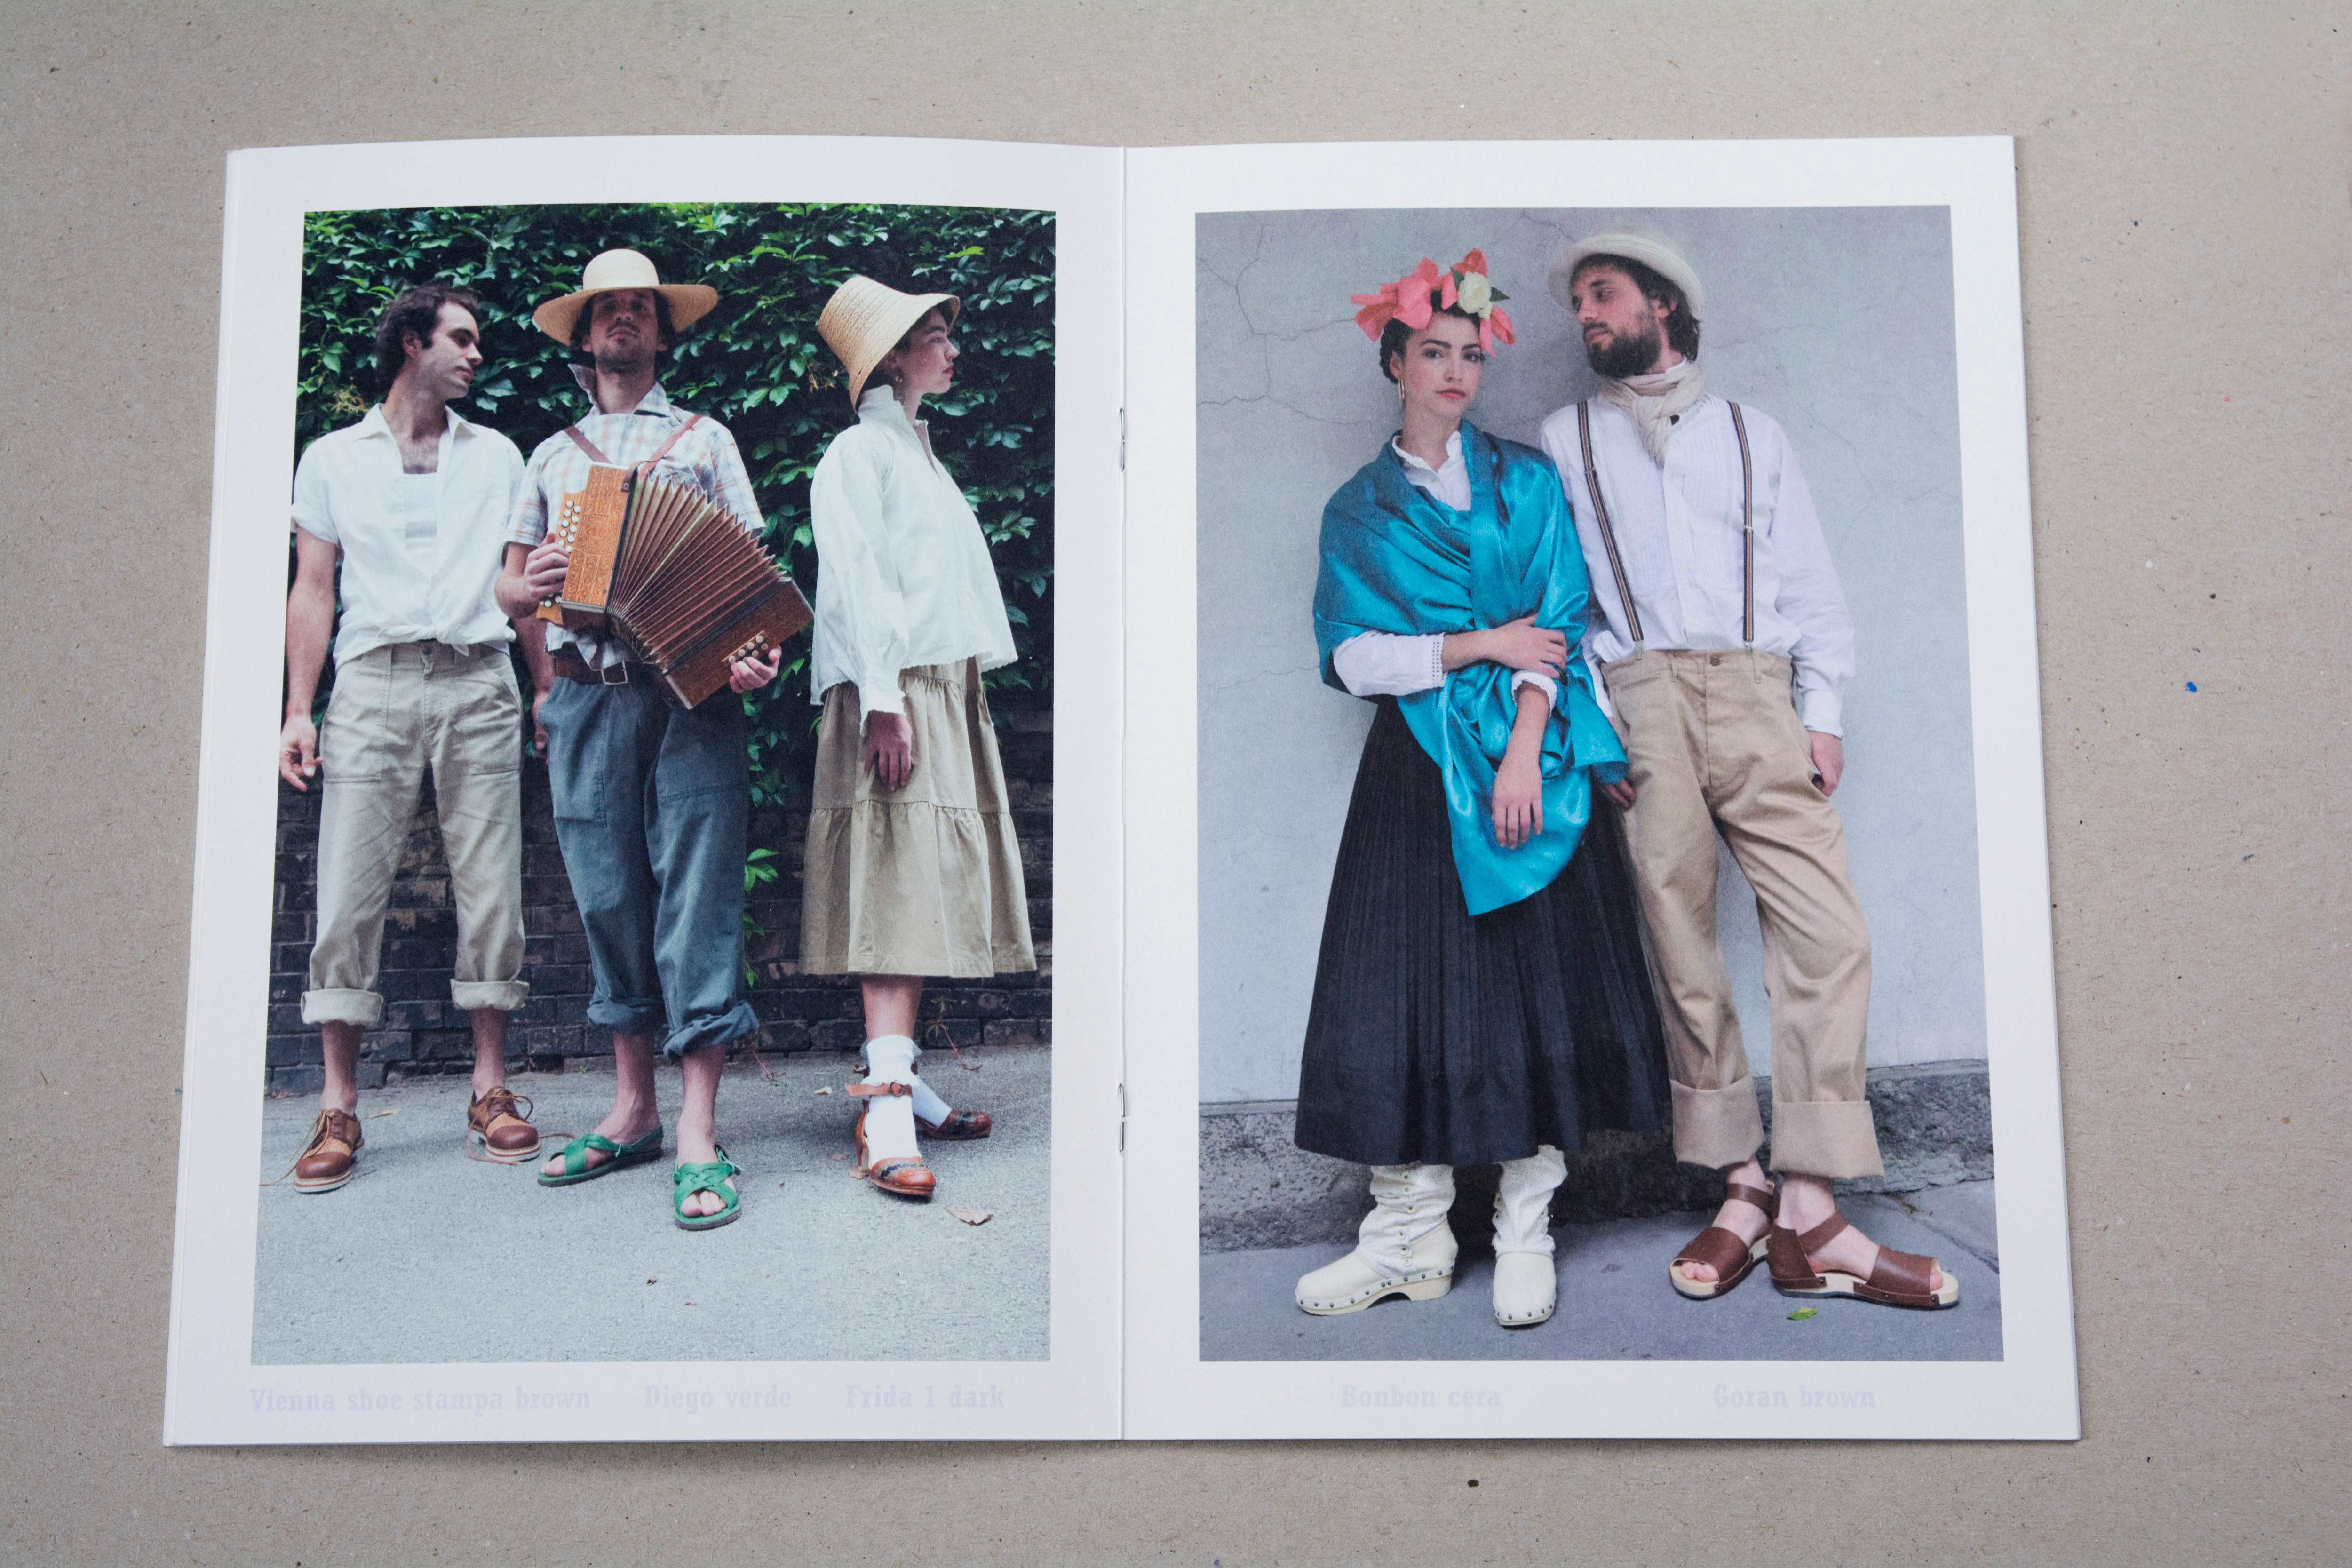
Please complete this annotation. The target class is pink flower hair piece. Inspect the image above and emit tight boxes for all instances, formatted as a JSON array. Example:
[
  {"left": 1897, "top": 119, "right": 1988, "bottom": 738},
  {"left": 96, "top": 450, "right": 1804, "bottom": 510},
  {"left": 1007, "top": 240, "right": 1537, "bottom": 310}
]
[{"left": 1351, "top": 251, "right": 1513, "bottom": 348}]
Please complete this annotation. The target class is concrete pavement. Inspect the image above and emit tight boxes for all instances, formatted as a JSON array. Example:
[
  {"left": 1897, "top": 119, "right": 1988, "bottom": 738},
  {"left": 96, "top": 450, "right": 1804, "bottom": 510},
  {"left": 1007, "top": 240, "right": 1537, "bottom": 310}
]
[
  {"left": 1201, "top": 1181, "right": 2001, "bottom": 1361},
  {"left": 254, "top": 1045, "right": 1050, "bottom": 1365}
]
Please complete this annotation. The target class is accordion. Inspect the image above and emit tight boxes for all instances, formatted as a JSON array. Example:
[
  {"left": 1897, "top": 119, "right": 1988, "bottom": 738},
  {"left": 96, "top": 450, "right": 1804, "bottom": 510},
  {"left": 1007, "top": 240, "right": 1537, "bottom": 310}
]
[{"left": 538, "top": 464, "right": 813, "bottom": 708}]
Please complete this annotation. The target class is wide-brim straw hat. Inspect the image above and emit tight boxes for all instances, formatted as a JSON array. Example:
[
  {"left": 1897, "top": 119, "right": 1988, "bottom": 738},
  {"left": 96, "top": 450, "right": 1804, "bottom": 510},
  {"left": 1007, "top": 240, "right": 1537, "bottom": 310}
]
[
  {"left": 1546, "top": 230, "right": 1707, "bottom": 320},
  {"left": 532, "top": 248, "right": 719, "bottom": 345},
  {"left": 817, "top": 275, "right": 962, "bottom": 407}
]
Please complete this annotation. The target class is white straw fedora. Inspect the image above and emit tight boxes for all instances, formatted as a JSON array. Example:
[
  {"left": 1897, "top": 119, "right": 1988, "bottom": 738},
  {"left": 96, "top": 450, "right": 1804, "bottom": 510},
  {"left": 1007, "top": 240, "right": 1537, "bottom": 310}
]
[
  {"left": 816, "top": 275, "right": 962, "bottom": 407},
  {"left": 532, "top": 248, "right": 719, "bottom": 345},
  {"left": 1546, "top": 230, "right": 1707, "bottom": 320}
]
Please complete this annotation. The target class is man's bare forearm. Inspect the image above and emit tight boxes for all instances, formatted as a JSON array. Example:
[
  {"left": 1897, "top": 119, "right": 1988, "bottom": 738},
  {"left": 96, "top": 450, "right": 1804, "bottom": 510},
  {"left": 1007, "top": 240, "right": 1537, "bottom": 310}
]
[{"left": 284, "top": 576, "right": 335, "bottom": 719}]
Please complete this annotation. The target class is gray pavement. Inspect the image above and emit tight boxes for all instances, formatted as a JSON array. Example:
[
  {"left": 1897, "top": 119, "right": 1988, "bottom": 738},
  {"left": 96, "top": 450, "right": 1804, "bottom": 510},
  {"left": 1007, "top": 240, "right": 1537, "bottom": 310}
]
[
  {"left": 1201, "top": 1181, "right": 2002, "bottom": 1361},
  {"left": 254, "top": 1046, "right": 1050, "bottom": 1365}
]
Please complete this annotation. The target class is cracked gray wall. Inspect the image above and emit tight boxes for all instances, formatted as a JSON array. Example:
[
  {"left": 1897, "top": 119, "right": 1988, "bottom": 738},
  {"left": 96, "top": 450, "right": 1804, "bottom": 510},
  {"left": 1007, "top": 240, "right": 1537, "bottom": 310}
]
[{"left": 1195, "top": 206, "right": 1987, "bottom": 1105}]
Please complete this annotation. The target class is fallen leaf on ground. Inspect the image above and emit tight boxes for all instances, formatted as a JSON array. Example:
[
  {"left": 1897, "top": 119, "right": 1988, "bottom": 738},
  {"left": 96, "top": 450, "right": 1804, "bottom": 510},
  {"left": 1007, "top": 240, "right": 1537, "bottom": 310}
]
[
  {"left": 946, "top": 1206, "right": 994, "bottom": 1226},
  {"left": 815, "top": 1086, "right": 833, "bottom": 1097},
  {"left": 1787, "top": 1307, "right": 1819, "bottom": 1321},
  {"left": 646, "top": 1277, "right": 658, "bottom": 1285},
  {"left": 368, "top": 1109, "right": 397, "bottom": 1119}
]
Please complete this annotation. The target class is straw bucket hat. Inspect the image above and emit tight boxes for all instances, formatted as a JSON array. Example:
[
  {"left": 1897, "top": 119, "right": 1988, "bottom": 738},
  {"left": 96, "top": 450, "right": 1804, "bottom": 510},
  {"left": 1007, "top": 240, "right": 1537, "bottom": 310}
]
[
  {"left": 1546, "top": 230, "right": 1707, "bottom": 319},
  {"left": 817, "top": 275, "right": 962, "bottom": 406},
  {"left": 532, "top": 248, "right": 719, "bottom": 345}
]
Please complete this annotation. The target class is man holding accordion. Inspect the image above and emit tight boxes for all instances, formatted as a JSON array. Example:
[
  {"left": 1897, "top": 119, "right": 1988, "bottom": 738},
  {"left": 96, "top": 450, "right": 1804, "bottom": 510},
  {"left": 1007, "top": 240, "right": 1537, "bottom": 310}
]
[{"left": 495, "top": 248, "right": 782, "bottom": 1231}]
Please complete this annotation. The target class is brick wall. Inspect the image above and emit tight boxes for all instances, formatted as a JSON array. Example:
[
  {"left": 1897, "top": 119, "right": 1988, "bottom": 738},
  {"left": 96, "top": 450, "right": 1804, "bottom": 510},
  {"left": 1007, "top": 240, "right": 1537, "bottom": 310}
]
[{"left": 265, "top": 708, "right": 1053, "bottom": 1092}]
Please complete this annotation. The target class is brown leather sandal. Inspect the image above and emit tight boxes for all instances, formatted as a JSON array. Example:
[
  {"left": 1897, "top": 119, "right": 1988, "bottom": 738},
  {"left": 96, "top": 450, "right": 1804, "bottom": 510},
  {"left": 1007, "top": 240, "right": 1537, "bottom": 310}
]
[
  {"left": 915, "top": 1107, "right": 993, "bottom": 1140},
  {"left": 1766, "top": 1210, "right": 1960, "bottom": 1309},
  {"left": 291, "top": 1108, "right": 364, "bottom": 1194},
  {"left": 1669, "top": 1180, "right": 1777, "bottom": 1300},
  {"left": 465, "top": 1085, "right": 542, "bottom": 1163},
  {"left": 848, "top": 1082, "right": 936, "bottom": 1200}
]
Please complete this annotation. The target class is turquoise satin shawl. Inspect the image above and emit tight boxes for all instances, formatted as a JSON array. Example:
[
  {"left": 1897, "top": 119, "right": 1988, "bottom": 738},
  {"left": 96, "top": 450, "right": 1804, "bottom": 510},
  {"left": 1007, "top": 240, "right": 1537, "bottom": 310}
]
[{"left": 1313, "top": 423, "right": 1626, "bottom": 916}]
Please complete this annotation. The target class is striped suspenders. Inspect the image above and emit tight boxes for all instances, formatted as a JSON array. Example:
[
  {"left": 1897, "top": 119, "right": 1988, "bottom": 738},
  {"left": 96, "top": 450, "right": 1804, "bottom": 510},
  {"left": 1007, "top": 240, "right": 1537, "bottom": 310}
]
[{"left": 1575, "top": 398, "right": 1757, "bottom": 652}]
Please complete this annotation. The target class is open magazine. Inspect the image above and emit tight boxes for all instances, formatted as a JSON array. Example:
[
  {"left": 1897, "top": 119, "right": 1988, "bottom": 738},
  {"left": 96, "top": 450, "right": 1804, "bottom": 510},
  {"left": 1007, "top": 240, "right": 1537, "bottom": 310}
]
[{"left": 165, "top": 135, "right": 2073, "bottom": 1443}]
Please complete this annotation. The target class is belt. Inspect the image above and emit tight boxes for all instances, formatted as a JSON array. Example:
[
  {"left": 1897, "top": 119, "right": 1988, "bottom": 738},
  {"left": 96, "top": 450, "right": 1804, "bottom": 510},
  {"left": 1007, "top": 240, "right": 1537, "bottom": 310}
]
[{"left": 550, "top": 644, "right": 658, "bottom": 686}]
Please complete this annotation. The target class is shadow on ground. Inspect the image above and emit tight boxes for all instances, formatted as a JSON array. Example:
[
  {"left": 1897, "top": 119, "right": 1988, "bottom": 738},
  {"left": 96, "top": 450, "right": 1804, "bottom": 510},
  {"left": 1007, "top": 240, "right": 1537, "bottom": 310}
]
[{"left": 254, "top": 1045, "right": 1049, "bottom": 1364}]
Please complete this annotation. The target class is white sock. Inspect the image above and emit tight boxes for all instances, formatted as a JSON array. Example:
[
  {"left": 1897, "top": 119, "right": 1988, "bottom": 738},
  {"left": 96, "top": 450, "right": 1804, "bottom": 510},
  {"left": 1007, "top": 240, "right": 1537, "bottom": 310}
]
[
  {"left": 907, "top": 1070, "right": 953, "bottom": 1127},
  {"left": 859, "top": 1035, "right": 920, "bottom": 1162}
]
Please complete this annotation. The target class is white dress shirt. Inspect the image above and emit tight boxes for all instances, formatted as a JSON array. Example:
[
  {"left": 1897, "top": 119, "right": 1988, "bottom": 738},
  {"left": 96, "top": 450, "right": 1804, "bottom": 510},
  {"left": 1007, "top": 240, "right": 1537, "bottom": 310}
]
[
  {"left": 291, "top": 405, "right": 525, "bottom": 665},
  {"left": 510, "top": 382, "right": 764, "bottom": 671},
  {"left": 809, "top": 387, "right": 1018, "bottom": 720},
  {"left": 1330, "top": 432, "right": 1558, "bottom": 709},
  {"left": 1538, "top": 393, "right": 1855, "bottom": 734}
]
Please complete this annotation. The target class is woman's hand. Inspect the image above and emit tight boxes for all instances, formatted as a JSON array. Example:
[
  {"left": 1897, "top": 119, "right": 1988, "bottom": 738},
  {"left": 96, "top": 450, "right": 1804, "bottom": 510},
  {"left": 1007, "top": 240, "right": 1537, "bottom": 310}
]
[
  {"left": 1492, "top": 750, "right": 1543, "bottom": 850},
  {"left": 1468, "top": 614, "right": 1567, "bottom": 677},
  {"left": 863, "top": 710, "right": 916, "bottom": 791}
]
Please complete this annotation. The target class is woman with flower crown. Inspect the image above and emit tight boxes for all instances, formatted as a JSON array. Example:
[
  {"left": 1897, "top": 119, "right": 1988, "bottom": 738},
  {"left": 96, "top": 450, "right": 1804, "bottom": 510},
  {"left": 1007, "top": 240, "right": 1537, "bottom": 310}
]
[{"left": 1292, "top": 252, "right": 1670, "bottom": 1329}]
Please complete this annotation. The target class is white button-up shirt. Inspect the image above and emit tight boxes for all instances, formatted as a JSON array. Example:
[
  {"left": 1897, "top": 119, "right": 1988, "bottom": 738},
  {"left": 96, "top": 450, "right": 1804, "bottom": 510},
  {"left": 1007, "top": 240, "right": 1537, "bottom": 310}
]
[
  {"left": 1539, "top": 394, "right": 1855, "bottom": 734},
  {"left": 510, "top": 382, "right": 764, "bottom": 670},
  {"left": 290, "top": 406, "right": 525, "bottom": 665},
  {"left": 1329, "top": 431, "right": 1557, "bottom": 709},
  {"left": 808, "top": 387, "right": 1018, "bottom": 720}
]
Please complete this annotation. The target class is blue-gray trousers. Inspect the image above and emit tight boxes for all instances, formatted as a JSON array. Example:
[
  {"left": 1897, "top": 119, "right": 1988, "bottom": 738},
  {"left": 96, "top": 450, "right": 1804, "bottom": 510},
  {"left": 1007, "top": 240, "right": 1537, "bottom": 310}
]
[{"left": 541, "top": 676, "right": 759, "bottom": 1060}]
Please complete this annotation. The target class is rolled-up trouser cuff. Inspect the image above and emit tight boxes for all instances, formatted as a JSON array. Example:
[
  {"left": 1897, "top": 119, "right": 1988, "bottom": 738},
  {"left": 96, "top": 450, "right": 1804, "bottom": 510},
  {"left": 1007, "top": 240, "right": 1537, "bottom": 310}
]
[
  {"left": 1670, "top": 1077, "right": 1767, "bottom": 1171},
  {"left": 661, "top": 1001, "right": 760, "bottom": 1062},
  {"left": 451, "top": 979, "right": 529, "bottom": 1012},
  {"left": 301, "top": 988, "right": 383, "bottom": 1027},
  {"left": 1768, "top": 1099, "right": 1885, "bottom": 1181},
  {"left": 588, "top": 995, "right": 665, "bottom": 1035}
]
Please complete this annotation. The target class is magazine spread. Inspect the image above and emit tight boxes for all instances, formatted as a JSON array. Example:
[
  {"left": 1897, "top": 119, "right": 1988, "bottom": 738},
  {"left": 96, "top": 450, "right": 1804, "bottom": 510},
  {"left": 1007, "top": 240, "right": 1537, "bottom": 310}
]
[{"left": 164, "top": 133, "right": 2072, "bottom": 1444}]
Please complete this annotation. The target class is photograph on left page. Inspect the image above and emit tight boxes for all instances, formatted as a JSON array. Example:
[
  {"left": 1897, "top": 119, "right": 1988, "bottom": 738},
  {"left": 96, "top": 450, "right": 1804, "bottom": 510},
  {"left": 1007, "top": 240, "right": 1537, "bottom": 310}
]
[{"left": 254, "top": 199, "right": 1059, "bottom": 1364}]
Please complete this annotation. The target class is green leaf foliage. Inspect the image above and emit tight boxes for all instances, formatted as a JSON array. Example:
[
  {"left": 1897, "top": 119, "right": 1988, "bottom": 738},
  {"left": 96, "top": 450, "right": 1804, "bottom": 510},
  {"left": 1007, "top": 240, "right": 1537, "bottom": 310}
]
[{"left": 297, "top": 202, "right": 1057, "bottom": 808}]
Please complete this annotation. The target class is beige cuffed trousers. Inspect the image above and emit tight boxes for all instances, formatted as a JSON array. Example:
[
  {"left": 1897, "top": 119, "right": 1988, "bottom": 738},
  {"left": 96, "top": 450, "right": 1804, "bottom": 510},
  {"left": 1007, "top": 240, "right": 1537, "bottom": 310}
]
[
  {"left": 1600, "top": 649, "right": 1882, "bottom": 1179},
  {"left": 302, "top": 641, "right": 529, "bottom": 1027}
]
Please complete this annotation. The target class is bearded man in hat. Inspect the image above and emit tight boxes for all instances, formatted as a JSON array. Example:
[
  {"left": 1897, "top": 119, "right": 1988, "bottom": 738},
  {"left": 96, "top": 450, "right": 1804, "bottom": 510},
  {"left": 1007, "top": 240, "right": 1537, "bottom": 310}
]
[
  {"left": 493, "top": 249, "right": 782, "bottom": 1230},
  {"left": 278, "top": 281, "right": 543, "bottom": 1193},
  {"left": 1536, "top": 233, "right": 1959, "bottom": 1312}
]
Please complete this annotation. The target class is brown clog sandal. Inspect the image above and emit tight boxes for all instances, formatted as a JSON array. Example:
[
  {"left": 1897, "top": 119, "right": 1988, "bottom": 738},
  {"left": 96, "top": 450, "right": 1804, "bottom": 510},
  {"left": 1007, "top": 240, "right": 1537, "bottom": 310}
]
[
  {"left": 1765, "top": 1210, "right": 1960, "bottom": 1310},
  {"left": 1669, "top": 1180, "right": 1778, "bottom": 1300},
  {"left": 848, "top": 1082, "right": 936, "bottom": 1201}
]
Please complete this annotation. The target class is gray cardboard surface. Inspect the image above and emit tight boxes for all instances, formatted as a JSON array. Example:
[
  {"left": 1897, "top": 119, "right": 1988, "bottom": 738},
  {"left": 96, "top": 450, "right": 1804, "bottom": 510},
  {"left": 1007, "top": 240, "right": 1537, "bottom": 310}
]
[{"left": 3, "top": 1, "right": 2346, "bottom": 1563}]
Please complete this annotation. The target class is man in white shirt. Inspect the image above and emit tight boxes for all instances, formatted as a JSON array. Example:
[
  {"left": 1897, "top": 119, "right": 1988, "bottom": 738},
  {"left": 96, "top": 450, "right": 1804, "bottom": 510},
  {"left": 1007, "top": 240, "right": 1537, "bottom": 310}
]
[
  {"left": 279, "top": 283, "right": 545, "bottom": 1193},
  {"left": 1537, "top": 232, "right": 1955, "bottom": 1308},
  {"left": 496, "top": 250, "right": 780, "bottom": 1229}
]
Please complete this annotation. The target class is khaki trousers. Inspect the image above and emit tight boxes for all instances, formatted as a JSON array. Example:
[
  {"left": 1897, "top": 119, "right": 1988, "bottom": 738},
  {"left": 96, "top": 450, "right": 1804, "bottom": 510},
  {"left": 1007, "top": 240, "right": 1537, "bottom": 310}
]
[
  {"left": 302, "top": 641, "right": 529, "bottom": 1027},
  {"left": 1601, "top": 650, "right": 1882, "bottom": 1179}
]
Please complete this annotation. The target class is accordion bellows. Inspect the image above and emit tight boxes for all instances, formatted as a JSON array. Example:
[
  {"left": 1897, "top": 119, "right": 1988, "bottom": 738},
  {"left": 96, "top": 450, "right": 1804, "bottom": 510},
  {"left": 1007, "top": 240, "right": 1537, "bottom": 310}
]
[{"left": 540, "top": 465, "right": 813, "bottom": 709}]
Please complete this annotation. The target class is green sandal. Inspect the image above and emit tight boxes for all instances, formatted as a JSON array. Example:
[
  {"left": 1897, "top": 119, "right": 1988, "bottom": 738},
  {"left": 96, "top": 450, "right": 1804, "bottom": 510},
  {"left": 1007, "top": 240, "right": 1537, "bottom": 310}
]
[
  {"left": 536, "top": 1126, "right": 664, "bottom": 1187},
  {"left": 672, "top": 1148, "right": 743, "bottom": 1231}
]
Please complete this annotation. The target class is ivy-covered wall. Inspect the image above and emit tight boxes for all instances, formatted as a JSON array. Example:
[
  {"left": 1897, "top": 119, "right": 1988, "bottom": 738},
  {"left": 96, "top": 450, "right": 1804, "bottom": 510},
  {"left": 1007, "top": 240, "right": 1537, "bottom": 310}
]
[{"left": 298, "top": 201, "right": 1057, "bottom": 806}]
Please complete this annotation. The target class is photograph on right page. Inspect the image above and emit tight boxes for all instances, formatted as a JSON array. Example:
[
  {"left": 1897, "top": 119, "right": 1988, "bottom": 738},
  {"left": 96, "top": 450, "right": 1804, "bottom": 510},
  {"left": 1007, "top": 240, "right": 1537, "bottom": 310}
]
[{"left": 1195, "top": 206, "right": 1997, "bottom": 1362}]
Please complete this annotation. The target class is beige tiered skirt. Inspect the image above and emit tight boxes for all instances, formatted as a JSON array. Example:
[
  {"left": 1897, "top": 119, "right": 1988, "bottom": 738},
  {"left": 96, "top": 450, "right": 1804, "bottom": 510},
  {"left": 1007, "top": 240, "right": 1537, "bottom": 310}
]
[{"left": 799, "top": 658, "right": 1036, "bottom": 977}]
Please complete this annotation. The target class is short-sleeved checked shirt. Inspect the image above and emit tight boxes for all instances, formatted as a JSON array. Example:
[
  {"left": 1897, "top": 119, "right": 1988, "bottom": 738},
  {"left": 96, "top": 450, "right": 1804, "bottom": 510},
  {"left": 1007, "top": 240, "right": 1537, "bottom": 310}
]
[{"left": 511, "top": 380, "right": 765, "bottom": 669}]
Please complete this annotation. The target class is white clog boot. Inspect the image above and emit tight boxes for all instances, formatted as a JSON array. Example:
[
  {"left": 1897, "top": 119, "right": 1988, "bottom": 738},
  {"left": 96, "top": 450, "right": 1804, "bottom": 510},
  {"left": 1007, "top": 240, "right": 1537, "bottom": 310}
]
[
  {"left": 1491, "top": 1144, "right": 1567, "bottom": 1327},
  {"left": 1295, "top": 1162, "right": 1458, "bottom": 1315}
]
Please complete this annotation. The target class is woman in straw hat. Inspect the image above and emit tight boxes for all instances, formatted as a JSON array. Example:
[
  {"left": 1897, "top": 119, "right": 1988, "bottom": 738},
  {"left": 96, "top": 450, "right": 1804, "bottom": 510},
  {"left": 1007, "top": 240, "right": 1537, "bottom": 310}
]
[
  {"left": 1290, "top": 252, "right": 1669, "bottom": 1329},
  {"left": 801, "top": 275, "right": 1035, "bottom": 1200}
]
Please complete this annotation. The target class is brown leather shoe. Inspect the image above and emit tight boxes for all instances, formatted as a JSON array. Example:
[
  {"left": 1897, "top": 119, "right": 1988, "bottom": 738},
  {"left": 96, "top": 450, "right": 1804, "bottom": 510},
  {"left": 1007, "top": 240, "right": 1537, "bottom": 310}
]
[
  {"left": 293, "top": 1108, "right": 364, "bottom": 1194},
  {"left": 466, "top": 1085, "right": 541, "bottom": 1163},
  {"left": 850, "top": 1082, "right": 936, "bottom": 1200},
  {"left": 915, "top": 1107, "right": 993, "bottom": 1140}
]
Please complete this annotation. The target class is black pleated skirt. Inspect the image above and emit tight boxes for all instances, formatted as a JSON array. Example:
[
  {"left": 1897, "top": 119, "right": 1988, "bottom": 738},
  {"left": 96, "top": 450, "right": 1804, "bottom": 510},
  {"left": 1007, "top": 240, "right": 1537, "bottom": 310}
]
[{"left": 1294, "top": 699, "right": 1671, "bottom": 1167}]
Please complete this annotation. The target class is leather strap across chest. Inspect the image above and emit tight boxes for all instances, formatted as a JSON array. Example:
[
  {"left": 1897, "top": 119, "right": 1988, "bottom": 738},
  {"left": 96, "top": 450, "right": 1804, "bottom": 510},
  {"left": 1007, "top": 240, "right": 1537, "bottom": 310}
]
[
  {"left": 1576, "top": 398, "right": 1757, "bottom": 650},
  {"left": 561, "top": 412, "right": 702, "bottom": 482}
]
